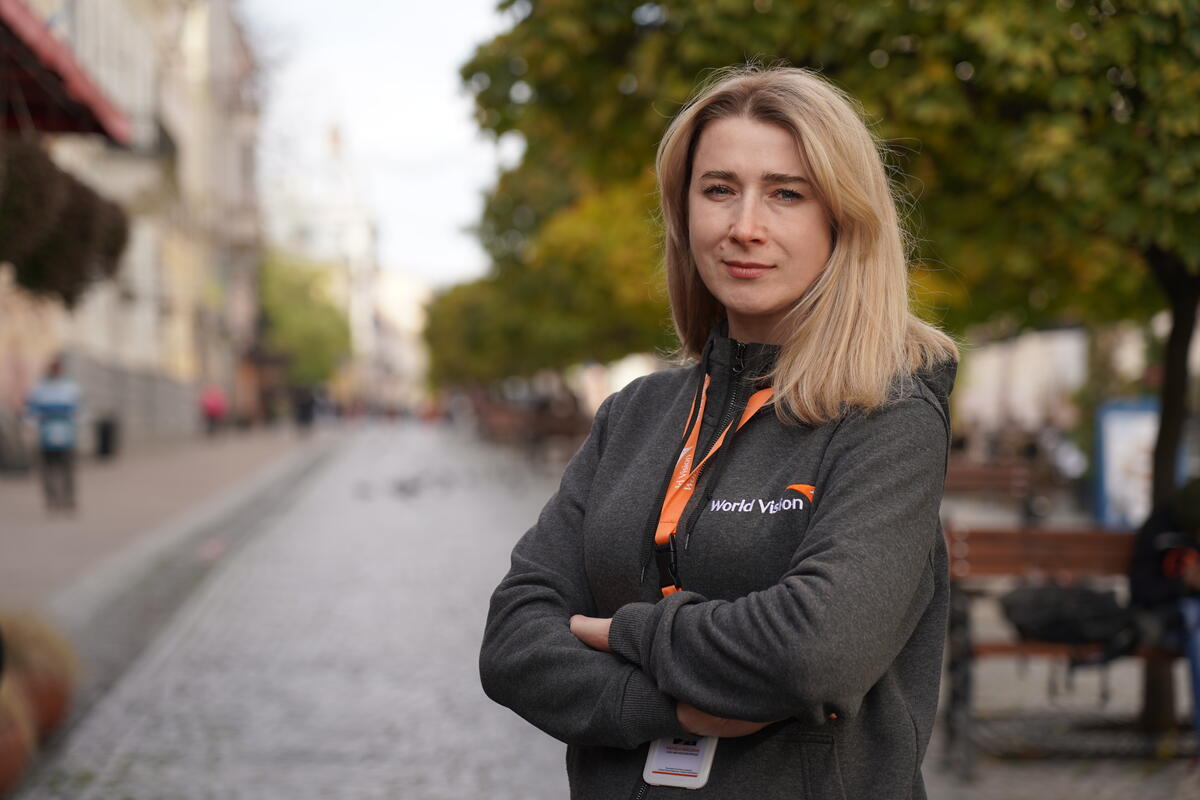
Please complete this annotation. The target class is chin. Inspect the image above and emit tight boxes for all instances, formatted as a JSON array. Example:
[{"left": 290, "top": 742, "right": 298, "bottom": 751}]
[{"left": 721, "top": 299, "right": 786, "bottom": 319}]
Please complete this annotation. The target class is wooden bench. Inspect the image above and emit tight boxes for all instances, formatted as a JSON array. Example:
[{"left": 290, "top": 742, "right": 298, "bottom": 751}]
[
  {"left": 939, "top": 526, "right": 1181, "bottom": 779},
  {"left": 944, "top": 458, "right": 1033, "bottom": 500},
  {"left": 943, "top": 457, "right": 1044, "bottom": 526},
  {"left": 946, "top": 527, "right": 1134, "bottom": 581}
]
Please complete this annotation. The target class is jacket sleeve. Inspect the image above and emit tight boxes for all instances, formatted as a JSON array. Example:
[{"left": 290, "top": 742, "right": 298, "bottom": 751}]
[
  {"left": 607, "top": 395, "right": 948, "bottom": 724},
  {"left": 479, "top": 393, "right": 683, "bottom": 749}
]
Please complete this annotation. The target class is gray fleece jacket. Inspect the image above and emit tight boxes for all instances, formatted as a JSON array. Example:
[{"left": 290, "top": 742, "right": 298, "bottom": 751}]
[{"left": 480, "top": 331, "right": 955, "bottom": 799}]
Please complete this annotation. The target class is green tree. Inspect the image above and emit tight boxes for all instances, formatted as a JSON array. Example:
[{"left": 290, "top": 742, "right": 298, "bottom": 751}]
[
  {"left": 520, "top": 175, "right": 676, "bottom": 364},
  {"left": 259, "top": 252, "right": 351, "bottom": 387},
  {"left": 426, "top": 172, "right": 673, "bottom": 384},
  {"left": 424, "top": 278, "right": 513, "bottom": 386},
  {"left": 457, "top": 0, "right": 1200, "bottom": 728}
]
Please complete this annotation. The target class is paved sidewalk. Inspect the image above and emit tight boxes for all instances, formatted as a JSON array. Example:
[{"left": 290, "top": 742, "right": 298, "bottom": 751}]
[
  {"left": 923, "top": 657, "right": 1200, "bottom": 798},
  {"left": 0, "top": 427, "right": 304, "bottom": 609}
]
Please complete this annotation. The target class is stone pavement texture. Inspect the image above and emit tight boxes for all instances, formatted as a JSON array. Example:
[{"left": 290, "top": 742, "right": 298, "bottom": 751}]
[
  {"left": 9, "top": 422, "right": 1200, "bottom": 798},
  {"left": 16, "top": 424, "right": 568, "bottom": 799},
  {"left": 922, "top": 661, "right": 1200, "bottom": 799},
  {"left": 0, "top": 428, "right": 301, "bottom": 607}
]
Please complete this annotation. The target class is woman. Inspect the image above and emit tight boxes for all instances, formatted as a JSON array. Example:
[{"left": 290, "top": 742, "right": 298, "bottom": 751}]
[{"left": 480, "top": 65, "right": 958, "bottom": 799}]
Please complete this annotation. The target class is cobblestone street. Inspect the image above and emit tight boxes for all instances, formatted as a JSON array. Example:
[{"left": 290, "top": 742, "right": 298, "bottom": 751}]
[
  {"left": 17, "top": 424, "right": 568, "bottom": 799},
  {"left": 11, "top": 423, "right": 1200, "bottom": 798}
]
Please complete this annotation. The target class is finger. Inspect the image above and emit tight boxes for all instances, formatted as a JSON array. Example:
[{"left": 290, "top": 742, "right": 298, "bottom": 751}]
[{"left": 568, "top": 615, "right": 610, "bottom": 651}]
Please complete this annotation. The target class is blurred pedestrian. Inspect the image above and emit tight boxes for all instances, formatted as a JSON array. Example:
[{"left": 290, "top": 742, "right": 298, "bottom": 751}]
[
  {"left": 200, "top": 384, "right": 228, "bottom": 436},
  {"left": 480, "top": 66, "right": 958, "bottom": 798},
  {"left": 1129, "top": 477, "right": 1200, "bottom": 754},
  {"left": 291, "top": 387, "right": 316, "bottom": 434},
  {"left": 25, "top": 356, "right": 82, "bottom": 511}
]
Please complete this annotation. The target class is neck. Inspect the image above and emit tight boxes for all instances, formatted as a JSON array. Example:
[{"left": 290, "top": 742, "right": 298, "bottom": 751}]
[{"left": 726, "top": 314, "right": 785, "bottom": 346}]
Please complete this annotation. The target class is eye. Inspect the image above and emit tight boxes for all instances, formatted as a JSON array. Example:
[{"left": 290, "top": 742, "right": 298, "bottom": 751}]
[
  {"left": 701, "top": 184, "right": 734, "bottom": 197},
  {"left": 774, "top": 188, "right": 804, "bottom": 201}
]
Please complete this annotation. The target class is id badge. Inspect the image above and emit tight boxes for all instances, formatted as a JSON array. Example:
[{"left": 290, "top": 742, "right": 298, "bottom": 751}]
[{"left": 642, "top": 735, "right": 717, "bottom": 789}]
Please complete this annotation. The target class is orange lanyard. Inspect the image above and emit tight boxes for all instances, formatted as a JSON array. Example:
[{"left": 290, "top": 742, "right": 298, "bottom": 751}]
[{"left": 655, "top": 379, "right": 773, "bottom": 595}]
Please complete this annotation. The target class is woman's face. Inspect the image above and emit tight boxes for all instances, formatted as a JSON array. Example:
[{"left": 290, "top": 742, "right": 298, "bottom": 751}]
[{"left": 687, "top": 116, "right": 833, "bottom": 345}]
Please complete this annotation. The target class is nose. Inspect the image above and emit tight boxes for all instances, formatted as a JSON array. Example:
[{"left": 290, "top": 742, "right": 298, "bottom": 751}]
[{"left": 729, "top": 197, "right": 767, "bottom": 245}]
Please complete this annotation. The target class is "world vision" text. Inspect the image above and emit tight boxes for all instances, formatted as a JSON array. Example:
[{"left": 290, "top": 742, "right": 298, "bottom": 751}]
[{"left": 708, "top": 497, "right": 806, "bottom": 514}]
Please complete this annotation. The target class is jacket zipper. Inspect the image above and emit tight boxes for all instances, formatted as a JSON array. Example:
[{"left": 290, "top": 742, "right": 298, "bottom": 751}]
[
  {"left": 683, "top": 342, "right": 747, "bottom": 549},
  {"left": 630, "top": 780, "right": 650, "bottom": 800},
  {"left": 697, "top": 341, "right": 746, "bottom": 462}
]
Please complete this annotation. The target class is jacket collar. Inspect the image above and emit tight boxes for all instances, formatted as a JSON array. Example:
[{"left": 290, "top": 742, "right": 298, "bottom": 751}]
[
  {"left": 703, "top": 321, "right": 780, "bottom": 383},
  {"left": 698, "top": 322, "right": 958, "bottom": 419}
]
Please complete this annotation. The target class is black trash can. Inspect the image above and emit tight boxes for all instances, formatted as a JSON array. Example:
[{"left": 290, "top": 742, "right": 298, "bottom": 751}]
[{"left": 95, "top": 416, "right": 120, "bottom": 459}]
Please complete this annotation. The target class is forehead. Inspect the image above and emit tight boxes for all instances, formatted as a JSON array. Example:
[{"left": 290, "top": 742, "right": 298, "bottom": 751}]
[{"left": 691, "top": 116, "right": 805, "bottom": 176}]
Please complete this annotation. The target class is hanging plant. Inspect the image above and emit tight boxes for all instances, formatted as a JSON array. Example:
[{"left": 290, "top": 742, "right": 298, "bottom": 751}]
[
  {"left": 0, "top": 136, "right": 68, "bottom": 266},
  {"left": 14, "top": 174, "right": 103, "bottom": 307},
  {"left": 94, "top": 197, "right": 130, "bottom": 279}
]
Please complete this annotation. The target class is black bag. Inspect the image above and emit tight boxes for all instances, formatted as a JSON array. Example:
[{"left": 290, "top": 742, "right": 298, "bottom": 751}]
[{"left": 999, "top": 584, "right": 1134, "bottom": 645}]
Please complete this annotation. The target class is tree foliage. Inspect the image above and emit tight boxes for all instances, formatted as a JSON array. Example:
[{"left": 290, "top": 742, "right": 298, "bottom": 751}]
[
  {"left": 426, "top": 167, "right": 674, "bottom": 384},
  {"left": 435, "top": 0, "right": 1199, "bottom": 389},
  {"left": 259, "top": 252, "right": 352, "bottom": 388}
]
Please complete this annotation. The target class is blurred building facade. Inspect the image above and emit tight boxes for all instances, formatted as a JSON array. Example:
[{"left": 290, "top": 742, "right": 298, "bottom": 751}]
[
  {"left": 955, "top": 327, "right": 1090, "bottom": 439},
  {"left": 373, "top": 268, "right": 430, "bottom": 413},
  {"left": 955, "top": 318, "right": 1200, "bottom": 442},
  {"left": 266, "top": 128, "right": 428, "bottom": 413},
  {"left": 1, "top": 0, "right": 264, "bottom": 454}
]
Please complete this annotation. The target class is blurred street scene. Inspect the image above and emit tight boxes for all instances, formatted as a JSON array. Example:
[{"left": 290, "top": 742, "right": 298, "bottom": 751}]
[
  {"left": 3, "top": 0, "right": 1200, "bottom": 798},
  {"left": 0, "top": 423, "right": 1194, "bottom": 799}
]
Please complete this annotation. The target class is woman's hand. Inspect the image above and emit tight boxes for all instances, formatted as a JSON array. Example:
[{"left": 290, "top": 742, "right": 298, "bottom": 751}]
[
  {"left": 569, "top": 615, "right": 612, "bottom": 652},
  {"left": 676, "top": 702, "right": 775, "bottom": 738}
]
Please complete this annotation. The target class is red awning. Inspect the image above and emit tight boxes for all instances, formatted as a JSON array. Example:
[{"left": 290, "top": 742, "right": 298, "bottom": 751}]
[{"left": 0, "top": 0, "right": 131, "bottom": 144}]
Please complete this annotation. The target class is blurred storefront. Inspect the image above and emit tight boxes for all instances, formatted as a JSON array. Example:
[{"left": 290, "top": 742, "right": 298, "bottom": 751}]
[
  {"left": 955, "top": 326, "right": 1090, "bottom": 441},
  {"left": 1, "top": 0, "right": 266, "bottom": 459},
  {"left": 1, "top": 0, "right": 131, "bottom": 466},
  {"left": 953, "top": 319, "right": 1200, "bottom": 524}
]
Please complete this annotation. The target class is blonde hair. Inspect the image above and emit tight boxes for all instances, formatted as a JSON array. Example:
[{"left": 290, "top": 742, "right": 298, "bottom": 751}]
[{"left": 657, "top": 65, "right": 957, "bottom": 425}]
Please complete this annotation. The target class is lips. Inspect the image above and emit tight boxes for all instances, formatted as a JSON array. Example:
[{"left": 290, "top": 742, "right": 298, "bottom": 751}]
[{"left": 723, "top": 260, "right": 774, "bottom": 279}]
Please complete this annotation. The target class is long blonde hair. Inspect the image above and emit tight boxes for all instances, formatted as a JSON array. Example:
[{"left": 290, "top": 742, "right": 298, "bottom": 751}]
[{"left": 658, "top": 65, "right": 957, "bottom": 425}]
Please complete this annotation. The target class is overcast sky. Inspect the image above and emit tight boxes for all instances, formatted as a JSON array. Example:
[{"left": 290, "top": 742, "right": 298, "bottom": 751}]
[{"left": 242, "top": 0, "right": 518, "bottom": 289}]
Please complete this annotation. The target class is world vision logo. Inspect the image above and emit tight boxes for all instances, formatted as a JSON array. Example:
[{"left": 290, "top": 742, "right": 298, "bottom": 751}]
[
  {"left": 707, "top": 483, "right": 816, "bottom": 515},
  {"left": 787, "top": 484, "right": 815, "bottom": 502}
]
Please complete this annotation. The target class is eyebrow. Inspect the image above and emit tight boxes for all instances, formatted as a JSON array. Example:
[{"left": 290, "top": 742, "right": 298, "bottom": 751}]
[{"left": 698, "top": 170, "right": 811, "bottom": 185}]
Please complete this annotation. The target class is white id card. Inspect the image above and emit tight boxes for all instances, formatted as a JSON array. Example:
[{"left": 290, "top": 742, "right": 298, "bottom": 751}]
[{"left": 642, "top": 735, "right": 718, "bottom": 789}]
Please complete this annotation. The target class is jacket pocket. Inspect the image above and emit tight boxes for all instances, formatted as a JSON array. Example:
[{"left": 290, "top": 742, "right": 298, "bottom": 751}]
[
  {"left": 653, "top": 727, "right": 847, "bottom": 798},
  {"left": 791, "top": 732, "right": 848, "bottom": 799}
]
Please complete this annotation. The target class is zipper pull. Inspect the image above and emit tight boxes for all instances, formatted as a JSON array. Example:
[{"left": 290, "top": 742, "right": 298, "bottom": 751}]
[{"left": 733, "top": 342, "right": 746, "bottom": 374}]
